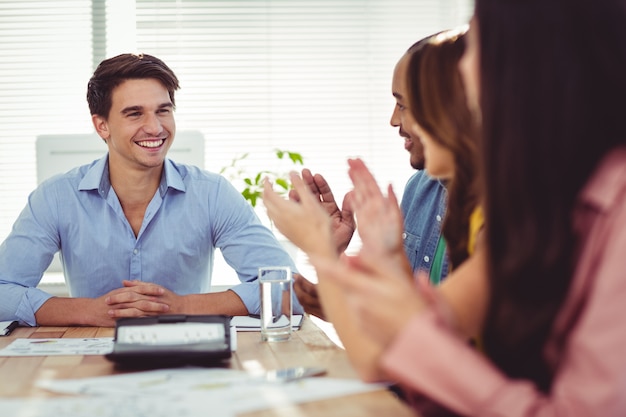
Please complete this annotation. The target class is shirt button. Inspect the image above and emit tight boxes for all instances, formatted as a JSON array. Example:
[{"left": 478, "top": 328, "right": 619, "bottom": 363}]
[
  {"left": 424, "top": 256, "right": 430, "bottom": 263},
  {"left": 436, "top": 215, "right": 442, "bottom": 222},
  {"left": 133, "top": 249, "right": 139, "bottom": 255},
  {"left": 402, "top": 232, "right": 407, "bottom": 239}
]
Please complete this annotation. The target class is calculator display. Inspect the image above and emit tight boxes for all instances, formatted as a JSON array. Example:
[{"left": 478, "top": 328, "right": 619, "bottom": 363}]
[{"left": 116, "top": 322, "right": 225, "bottom": 345}]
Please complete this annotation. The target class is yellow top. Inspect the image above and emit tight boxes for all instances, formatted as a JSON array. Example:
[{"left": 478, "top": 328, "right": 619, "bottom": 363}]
[{"left": 467, "top": 205, "right": 485, "bottom": 255}]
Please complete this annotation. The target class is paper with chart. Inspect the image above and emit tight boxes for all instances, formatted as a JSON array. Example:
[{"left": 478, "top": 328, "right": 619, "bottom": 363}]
[
  {"left": 26, "top": 367, "right": 385, "bottom": 416},
  {"left": 0, "top": 337, "right": 114, "bottom": 356}
]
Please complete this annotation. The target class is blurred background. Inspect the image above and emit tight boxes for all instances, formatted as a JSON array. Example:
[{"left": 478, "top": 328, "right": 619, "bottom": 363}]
[{"left": 0, "top": 0, "right": 473, "bottom": 289}]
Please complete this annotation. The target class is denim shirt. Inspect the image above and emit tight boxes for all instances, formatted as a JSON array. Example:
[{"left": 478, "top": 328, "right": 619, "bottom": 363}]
[
  {"left": 0, "top": 156, "right": 301, "bottom": 325},
  {"left": 400, "top": 170, "right": 449, "bottom": 279}
]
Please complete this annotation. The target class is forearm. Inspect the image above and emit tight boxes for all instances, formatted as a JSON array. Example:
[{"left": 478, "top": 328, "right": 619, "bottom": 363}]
[
  {"left": 437, "top": 246, "right": 489, "bottom": 339},
  {"left": 35, "top": 296, "right": 114, "bottom": 327},
  {"left": 179, "top": 289, "right": 249, "bottom": 316},
  {"left": 317, "top": 279, "right": 386, "bottom": 382}
]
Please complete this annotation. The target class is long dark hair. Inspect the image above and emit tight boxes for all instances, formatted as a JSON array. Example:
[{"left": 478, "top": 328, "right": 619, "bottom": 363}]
[
  {"left": 477, "top": 0, "right": 626, "bottom": 391},
  {"left": 408, "top": 29, "right": 480, "bottom": 269}
]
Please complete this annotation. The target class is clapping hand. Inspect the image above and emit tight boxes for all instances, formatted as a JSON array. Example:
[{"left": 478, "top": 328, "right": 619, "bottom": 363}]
[{"left": 290, "top": 169, "right": 356, "bottom": 254}]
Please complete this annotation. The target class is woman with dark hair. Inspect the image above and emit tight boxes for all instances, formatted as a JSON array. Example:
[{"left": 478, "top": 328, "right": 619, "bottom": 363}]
[
  {"left": 264, "top": 0, "right": 626, "bottom": 415},
  {"left": 406, "top": 29, "right": 480, "bottom": 271}
]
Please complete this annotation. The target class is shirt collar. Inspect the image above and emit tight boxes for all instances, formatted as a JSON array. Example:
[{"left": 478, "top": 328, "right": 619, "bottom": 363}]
[{"left": 78, "top": 155, "right": 187, "bottom": 198}]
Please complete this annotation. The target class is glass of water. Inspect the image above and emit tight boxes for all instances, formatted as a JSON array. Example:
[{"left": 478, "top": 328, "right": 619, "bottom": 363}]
[{"left": 259, "top": 266, "right": 292, "bottom": 342}]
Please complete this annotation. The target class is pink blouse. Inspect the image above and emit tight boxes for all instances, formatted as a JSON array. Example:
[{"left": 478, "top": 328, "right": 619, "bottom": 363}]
[{"left": 382, "top": 147, "right": 626, "bottom": 416}]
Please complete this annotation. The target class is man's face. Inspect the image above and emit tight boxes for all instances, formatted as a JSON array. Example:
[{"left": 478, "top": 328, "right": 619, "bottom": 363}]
[
  {"left": 389, "top": 53, "right": 425, "bottom": 170},
  {"left": 92, "top": 78, "right": 176, "bottom": 172}
]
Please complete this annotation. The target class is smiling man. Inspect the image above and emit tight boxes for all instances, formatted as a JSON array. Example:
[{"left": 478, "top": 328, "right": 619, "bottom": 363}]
[{"left": 0, "top": 53, "right": 301, "bottom": 327}]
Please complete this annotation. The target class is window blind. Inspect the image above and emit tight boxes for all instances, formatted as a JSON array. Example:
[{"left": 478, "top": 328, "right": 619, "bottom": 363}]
[{"left": 0, "top": 0, "right": 473, "bottom": 286}]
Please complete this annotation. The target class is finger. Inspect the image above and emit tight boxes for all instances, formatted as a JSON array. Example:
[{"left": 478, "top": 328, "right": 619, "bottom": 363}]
[
  {"left": 341, "top": 191, "right": 356, "bottom": 219},
  {"left": 121, "top": 281, "right": 166, "bottom": 296},
  {"left": 347, "top": 159, "right": 384, "bottom": 208},
  {"left": 300, "top": 168, "right": 322, "bottom": 196},
  {"left": 415, "top": 271, "right": 439, "bottom": 305},
  {"left": 289, "top": 171, "right": 322, "bottom": 206},
  {"left": 108, "top": 304, "right": 169, "bottom": 319},
  {"left": 106, "top": 289, "right": 163, "bottom": 305},
  {"left": 288, "top": 188, "right": 301, "bottom": 202},
  {"left": 387, "top": 184, "right": 399, "bottom": 207},
  {"left": 108, "top": 299, "right": 170, "bottom": 315},
  {"left": 262, "top": 177, "right": 285, "bottom": 216},
  {"left": 312, "top": 173, "right": 336, "bottom": 204}
]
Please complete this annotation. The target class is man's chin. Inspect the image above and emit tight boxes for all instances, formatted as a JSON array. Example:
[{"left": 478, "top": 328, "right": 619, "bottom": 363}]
[{"left": 410, "top": 158, "right": 425, "bottom": 171}]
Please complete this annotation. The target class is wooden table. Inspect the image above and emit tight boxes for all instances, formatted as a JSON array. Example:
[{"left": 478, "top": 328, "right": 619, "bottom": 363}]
[{"left": 0, "top": 316, "right": 417, "bottom": 416}]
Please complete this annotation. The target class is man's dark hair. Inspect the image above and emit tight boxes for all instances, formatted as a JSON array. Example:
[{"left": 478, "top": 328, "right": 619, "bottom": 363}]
[{"left": 86, "top": 53, "right": 180, "bottom": 118}]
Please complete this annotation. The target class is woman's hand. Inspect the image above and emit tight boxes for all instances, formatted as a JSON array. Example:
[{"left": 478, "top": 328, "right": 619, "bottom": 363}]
[
  {"left": 263, "top": 172, "right": 336, "bottom": 259},
  {"left": 289, "top": 168, "right": 356, "bottom": 255},
  {"left": 311, "top": 253, "right": 424, "bottom": 350},
  {"left": 347, "top": 158, "right": 411, "bottom": 276}
]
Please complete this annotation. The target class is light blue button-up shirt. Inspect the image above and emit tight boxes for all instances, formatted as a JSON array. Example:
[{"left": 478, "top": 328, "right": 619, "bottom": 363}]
[{"left": 0, "top": 156, "right": 300, "bottom": 325}]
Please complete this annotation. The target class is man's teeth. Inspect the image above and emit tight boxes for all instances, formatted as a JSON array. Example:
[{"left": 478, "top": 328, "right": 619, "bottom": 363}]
[{"left": 137, "top": 139, "right": 164, "bottom": 148}]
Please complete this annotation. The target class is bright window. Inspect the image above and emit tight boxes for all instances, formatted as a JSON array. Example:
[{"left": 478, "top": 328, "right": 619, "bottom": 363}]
[{"left": 0, "top": 0, "right": 473, "bottom": 288}]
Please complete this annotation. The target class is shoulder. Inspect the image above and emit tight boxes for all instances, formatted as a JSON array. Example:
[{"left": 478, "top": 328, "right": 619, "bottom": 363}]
[
  {"left": 402, "top": 170, "right": 447, "bottom": 204},
  {"left": 578, "top": 146, "right": 626, "bottom": 213},
  {"left": 167, "top": 160, "right": 236, "bottom": 192},
  {"left": 36, "top": 160, "right": 99, "bottom": 194},
  {"left": 167, "top": 160, "right": 244, "bottom": 202},
  {"left": 404, "top": 170, "right": 445, "bottom": 192},
  {"left": 168, "top": 160, "right": 224, "bottom": 183}
]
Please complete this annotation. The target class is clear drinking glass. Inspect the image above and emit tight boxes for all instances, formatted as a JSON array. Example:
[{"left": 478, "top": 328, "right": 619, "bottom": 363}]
[{"left": 259, "top": 266, "right": 292, "bottom": 342}]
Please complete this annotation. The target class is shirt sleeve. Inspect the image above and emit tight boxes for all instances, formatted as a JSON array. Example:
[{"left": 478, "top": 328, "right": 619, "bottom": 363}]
[
  {"left": 0, "top": 186, "right": 60, "bottom": 326},
  {"left": 381, "top": 226, "right": 626, "bottom": 417},
  {"left": 210, "top": 176, "right": 303, "bottom": 315}
]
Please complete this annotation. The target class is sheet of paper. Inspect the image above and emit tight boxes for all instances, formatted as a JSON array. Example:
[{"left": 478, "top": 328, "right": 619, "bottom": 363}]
[
  {"left": 0, "top": 337, "right": 113, "bottom": 356},
  {"left": 34, "top": 367, "right": 385, "bottom": 415},
  {"left": 0, "top": 394, "right": 236, "bottom": 417},
  {"left": 231, "top": 314, "right": 303, "bottom": 331}
]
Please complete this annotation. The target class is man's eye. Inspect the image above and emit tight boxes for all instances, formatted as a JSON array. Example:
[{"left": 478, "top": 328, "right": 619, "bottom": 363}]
[
  {"left": 397, "top": 103, "right": 406, "bottom": 111},
  {"left": 158, "top": 108, "right": 171, "bottom": 114},
  {"left": 128, "top": 112, "right": 141, "bottom": 117}
]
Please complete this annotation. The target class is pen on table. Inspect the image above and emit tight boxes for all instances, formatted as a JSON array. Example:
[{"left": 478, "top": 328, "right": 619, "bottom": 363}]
[{"left": 2, "top": 321, "right": 19, "bottom": 336}]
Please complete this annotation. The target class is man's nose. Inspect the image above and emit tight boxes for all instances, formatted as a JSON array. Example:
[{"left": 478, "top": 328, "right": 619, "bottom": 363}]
[{"left": 143, "top": 112, "right": 163, "bottom": 135}]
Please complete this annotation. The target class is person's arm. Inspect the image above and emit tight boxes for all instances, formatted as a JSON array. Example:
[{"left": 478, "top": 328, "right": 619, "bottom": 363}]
[
  {"left": 289, "top": 168, "right": 356, "bottom": 254},
  {"left": 382, "top": 254, "right": 626, "bottom": 417},
  {"left": 347, "top": 159, "right": 412, "bottom": 277},
  {"left": 382, "top": 201, "right": 626, "bottom": 416},
  {"left": 437, "top": 245, "right": 489, "bottom": 339},
  {"left": 286, "top": 168, "right": 358, "bottom": 319},
  {"left": 293, "top": 274, "right": 326, "bottom": 320},
  {"left": 0, "top": 186, "right": 63, "bottom": 326},
  {"left": 33, "top": 283, "right": 248, "bottom": 327},
  {"left": 263, "top": 173, "right": 336, "bottom": 259},
  {"left": 263, "top": 172, "right": 394, "bottom": 380}
]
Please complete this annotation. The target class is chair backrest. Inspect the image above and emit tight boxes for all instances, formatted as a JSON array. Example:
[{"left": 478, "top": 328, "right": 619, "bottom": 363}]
[
  {"left": 36, "top": 130, "right": 205, "bottom": 183},
  {"left": 35, "top": 131, "right": 206, "bottom": 273}
]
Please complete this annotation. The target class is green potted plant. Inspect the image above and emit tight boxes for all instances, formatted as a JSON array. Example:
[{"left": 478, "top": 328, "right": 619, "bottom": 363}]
[{"left": 220, "top": 149, "right": 304, "bottom": 207}]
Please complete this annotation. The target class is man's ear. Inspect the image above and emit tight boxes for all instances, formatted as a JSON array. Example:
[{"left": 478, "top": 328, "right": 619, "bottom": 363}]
[{"left": 92, "top": 114, "right": 109, "bottom": 143}]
